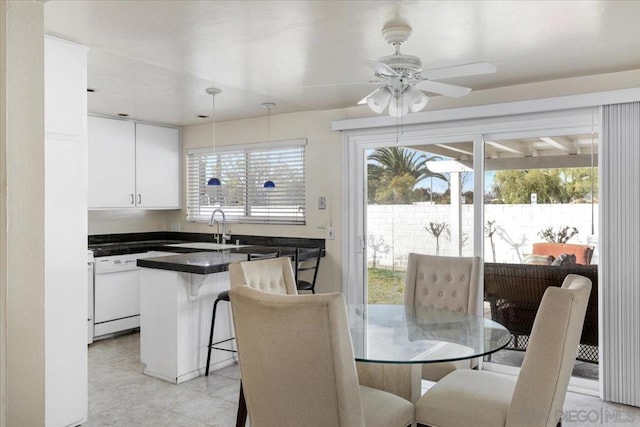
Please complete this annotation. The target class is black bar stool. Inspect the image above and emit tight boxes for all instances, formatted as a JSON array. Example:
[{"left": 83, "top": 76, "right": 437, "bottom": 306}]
[
  {"left": 294, "top": 247, "right": 322, "bottom": 294},
  {"left": 205, "top": 250, "right": 280, "bottom": 376}
]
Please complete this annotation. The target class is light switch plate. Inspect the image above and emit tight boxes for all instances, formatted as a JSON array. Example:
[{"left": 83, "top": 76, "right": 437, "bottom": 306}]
[{"left": 319, "top": 196, "right": 326, "bottom": 210}]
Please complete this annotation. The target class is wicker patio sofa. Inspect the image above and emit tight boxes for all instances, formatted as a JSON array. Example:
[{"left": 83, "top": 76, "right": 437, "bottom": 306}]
[{"left": 484, "top": 262, "right": 598, "bottom": 363}]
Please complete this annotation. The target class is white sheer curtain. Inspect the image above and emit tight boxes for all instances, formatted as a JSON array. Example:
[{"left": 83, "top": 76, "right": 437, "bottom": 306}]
[{"left": 600, "top": 101, "right": 640, "bottom": 406}]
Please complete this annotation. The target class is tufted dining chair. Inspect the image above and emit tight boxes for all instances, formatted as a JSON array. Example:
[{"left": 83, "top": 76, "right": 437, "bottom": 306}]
[
  {"left": 228, "top": 256, "right": 298, "bottom": 295},
  {"left": 205, "top": 256, "right": 296, "bottom": 376},
  {"left": 415, "top": 274, "right": 591, "bottom": 427},
  {"left": 357, "top": 254, "right": 481, "bottom": 400},
  {"left": 229, "top": 285, "right": 415, "bottom": 427},
  {"left": 404, "top": 253, "right": 481, "bottom": 381}
]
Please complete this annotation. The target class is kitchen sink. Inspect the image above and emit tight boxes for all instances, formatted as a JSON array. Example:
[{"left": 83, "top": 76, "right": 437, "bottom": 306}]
[{"left": 165, "top": 242, "right": 248, "bottom": 250}]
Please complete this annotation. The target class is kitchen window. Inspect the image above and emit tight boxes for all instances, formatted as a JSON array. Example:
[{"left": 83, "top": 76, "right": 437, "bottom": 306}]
[{"left": 186, "top": 139, "right": 306, "bottom": 224}]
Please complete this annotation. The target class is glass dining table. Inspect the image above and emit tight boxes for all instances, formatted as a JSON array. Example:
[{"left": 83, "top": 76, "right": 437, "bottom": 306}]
[
  {"left": 347, "top": 304, "right": 511, "bottom": 403},
  {"left": 235, "top": 303, "right": 510, "bottom": 426}
]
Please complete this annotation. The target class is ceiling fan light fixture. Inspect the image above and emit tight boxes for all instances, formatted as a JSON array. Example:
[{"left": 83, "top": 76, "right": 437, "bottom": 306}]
[
  {"left": 356, "top": 23, "right": 496, "bottom": 117},
  {"left": 404, "top": 86, "right": 428, "bottom": 113},
  {"left": 366, "top": 87, "right": 392, "bottom": 114},
  {"left": 388, "top": 95, "right": 408, "bottom": 118}
]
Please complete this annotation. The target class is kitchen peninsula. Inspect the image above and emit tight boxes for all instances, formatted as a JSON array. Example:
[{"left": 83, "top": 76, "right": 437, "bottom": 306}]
[{"left": 137, "top": 250, "right": 247, "bottom": 384}]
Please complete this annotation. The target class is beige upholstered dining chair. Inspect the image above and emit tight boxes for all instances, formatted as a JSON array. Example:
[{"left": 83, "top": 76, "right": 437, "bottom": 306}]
[
  {"left": 357, "top": 253, "right": 481, "bottom": 396},
  {"left": 206, "top": 256, "right": 296, "bottom": 375},
  {"left": 229, "top": 285, "right": 415, "bottom": 427},
  {"left": 404, "top": 253, "right": 481, "bottom": 381},
  {"left": 415, "top": 274, "right": 591, "bottom": 427},
  {"left": 228, "top": 256, "right": 298, "bottom": 295}
]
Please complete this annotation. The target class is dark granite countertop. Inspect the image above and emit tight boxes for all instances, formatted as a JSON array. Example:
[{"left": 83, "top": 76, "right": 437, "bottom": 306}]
[
  {"left": 89, "top": 231, "right": 325, "bottom": 258},
  {"left": 90, "top": 232, "right": 325, "bottom": 274},
  {"left": 137, "top": 251, "right": 249, "bottom": 275},
  {"left": 137, "top": 244, "right": 304, "bottom": 274}
]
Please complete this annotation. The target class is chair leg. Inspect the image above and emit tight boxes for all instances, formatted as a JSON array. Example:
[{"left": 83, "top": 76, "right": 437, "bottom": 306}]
[
  {"left": 205, "top": 298, "right": 222, "bottom": 376},
  {"left": 236, "top": 381, "right": 247, "bottom": 427}
]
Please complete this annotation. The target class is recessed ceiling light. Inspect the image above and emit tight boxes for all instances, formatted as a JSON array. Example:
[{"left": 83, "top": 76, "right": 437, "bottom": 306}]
[
  {"left": 197, "top": 115, "right": 209, "bottom": 118},
  {"left": 117, "top": 113, "right": 129, "bottom": 117},
  {"left": 87, "top": 88, "right": 95, "bottom": 92}
]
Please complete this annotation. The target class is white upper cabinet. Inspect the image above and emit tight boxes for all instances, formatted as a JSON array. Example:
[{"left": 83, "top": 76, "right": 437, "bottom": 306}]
[
  {"left": 88, "top": 116, "right": 136, "bottom": 208},
  {"left": 88, "top": 116, "right": 180, "bottom": 209},
  {"left": 45, "top": 37, "right": 86, "bottom": 140},
  {"left": 135, "top": 123, "right": 180, "bottom": 208}
]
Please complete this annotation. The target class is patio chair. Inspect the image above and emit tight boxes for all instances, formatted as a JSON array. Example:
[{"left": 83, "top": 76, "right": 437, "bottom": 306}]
[{"left": 484, "top": 262, "right": 599, "bottom": 363}]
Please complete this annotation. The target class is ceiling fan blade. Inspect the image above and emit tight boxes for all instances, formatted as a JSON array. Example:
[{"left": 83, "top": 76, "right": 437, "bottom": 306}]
[
  {"left": 415, "top": 80, "right": 471, "bottom": 97},
  {"left": 357, "top": 87, "right": 382, "bottom": 105},
  {"left": 302, "top": 80, "right": 381, "bottom": 89},
  {"left": 420, "top": 62, "right": 497, "bottom": 80},
  {"left": 364, "top": 60, "right": 399, "bottom": 77}
]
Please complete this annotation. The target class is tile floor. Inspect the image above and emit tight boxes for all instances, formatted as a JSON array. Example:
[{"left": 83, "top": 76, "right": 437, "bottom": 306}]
[
  {"left": 488, "top": 348, "right": 599, "bottom": 380},
  {"left": 87, "top": 331, "right": 640, "bottom": 426},
  {"left": 87, "top": 331, "right": 239, "bottom": 426}
]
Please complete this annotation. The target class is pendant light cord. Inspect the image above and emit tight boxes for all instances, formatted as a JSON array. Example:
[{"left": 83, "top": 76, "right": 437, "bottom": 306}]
[{"left": 206, "top": 87, "right": 222, "bottom": 182}]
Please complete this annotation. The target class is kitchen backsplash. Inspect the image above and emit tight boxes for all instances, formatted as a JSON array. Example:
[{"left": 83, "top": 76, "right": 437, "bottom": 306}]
[{"left": 88, "top": 210, "right": 171, "bottom": 235}]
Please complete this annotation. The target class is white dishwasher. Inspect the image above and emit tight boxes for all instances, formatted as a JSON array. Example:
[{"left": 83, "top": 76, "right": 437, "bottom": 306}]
[
  {"left": 93, "top": 253, "right": 146, "bottom": 339},
  {"left": 93, "top": 251, "right": 177, "bottom": 340}
]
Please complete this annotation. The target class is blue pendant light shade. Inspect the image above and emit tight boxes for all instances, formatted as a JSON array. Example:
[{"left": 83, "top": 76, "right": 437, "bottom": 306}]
[
  {"left": 206, "top": 87, "right": 222, "bottom": 187},
  {"left": 263, "top": 180, "right": 275, "bottom": 189}
]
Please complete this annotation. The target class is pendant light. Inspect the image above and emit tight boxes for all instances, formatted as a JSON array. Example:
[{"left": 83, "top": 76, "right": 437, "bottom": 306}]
[
  {"left": 206, "top": 87, "right": 222, "bottom": 187},
  {"left": 262, "top": 102, "right": 276, "bottom": 189}
]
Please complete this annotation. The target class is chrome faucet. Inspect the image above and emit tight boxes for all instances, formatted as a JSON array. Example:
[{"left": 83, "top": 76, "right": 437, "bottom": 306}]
[{"left": 208, "top": 208, "right": 230, "bottom": 244}]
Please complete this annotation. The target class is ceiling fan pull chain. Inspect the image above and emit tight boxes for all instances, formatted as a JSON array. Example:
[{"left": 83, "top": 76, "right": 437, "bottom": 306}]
[{"left": 395, "top": 111, "right": 399, "bottom": 144}]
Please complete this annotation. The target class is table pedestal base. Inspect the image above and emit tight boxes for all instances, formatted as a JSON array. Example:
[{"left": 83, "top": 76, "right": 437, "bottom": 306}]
[{"left": 356, "top": 362, "right": 422, "bottom": 404}]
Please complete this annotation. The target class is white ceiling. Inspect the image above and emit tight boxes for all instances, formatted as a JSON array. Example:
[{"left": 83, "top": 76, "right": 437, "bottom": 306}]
[{"left": 44, "top": 0, "right": 640, "bottom": 127}]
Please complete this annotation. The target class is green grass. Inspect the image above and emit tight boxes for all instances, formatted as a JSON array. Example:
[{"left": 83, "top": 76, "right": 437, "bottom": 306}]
[{"left": 367, "top": 268, "right": 406, "bottom": 304}]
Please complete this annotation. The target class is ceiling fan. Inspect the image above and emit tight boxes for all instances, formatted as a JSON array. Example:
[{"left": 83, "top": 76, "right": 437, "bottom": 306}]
[{"left": 358, "top": 24, "right": 497, "bottom": 117}]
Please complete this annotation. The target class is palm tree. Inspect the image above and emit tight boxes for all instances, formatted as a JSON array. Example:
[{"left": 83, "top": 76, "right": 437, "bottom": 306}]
[{"left": 367, "top": 147, "right": 446, "bottom": 203}]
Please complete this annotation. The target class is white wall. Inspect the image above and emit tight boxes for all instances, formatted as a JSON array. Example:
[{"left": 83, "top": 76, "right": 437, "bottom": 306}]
[
  {"left": 367, "top": 203, "right": 598, "bottom": 269},
  {"left": 88, "top": 210, "right": 169, "bottom": 235},
  {"left": 1, "top": 1, "right": 46, "bottom": 426}
]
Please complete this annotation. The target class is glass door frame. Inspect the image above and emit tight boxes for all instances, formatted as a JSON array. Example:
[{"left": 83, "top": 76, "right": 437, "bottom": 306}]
[
  {"left": 342, "top": 129, "right": 485, "bottom": 306},
  {"left": 343, "top": 107, "right": 596, "bottom": 303}
]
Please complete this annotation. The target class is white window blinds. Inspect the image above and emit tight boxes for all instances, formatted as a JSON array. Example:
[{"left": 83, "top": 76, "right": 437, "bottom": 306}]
[{"left": 186, "top": 139, "right": 306, "bottom": 224}]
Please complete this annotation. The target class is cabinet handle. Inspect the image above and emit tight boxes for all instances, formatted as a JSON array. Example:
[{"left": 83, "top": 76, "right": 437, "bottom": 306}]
[
  {"left": 130, "top": 194, "right": 135, "bottom": 205},
  {"left": 137, "top": 194, "right": 142, "bottom": 205}
]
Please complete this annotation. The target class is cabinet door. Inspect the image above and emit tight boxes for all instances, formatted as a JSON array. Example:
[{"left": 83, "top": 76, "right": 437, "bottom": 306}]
[
  {"left": 45, "top": 37, "right": 86, "bottom": 140},
  {"left": 88, "top": 116, "right": 136, "bottom": 208},
  {"left": 135, "top": 123, "right": 180, "bottom": 208}
]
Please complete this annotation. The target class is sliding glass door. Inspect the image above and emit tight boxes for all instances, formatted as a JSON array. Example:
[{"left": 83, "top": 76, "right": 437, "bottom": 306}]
[
  {"left": 481, "top": 130, "right": 599, "bottom": 382},
  {"left": 364, "top": 140, "right": 476, "bottom": 304},
  {"left": 343, "top": 107, "right": 599, "bottom": 386}
]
